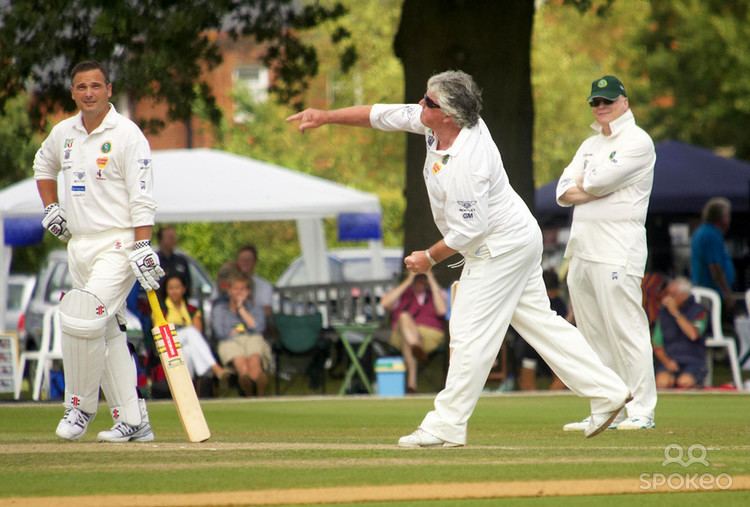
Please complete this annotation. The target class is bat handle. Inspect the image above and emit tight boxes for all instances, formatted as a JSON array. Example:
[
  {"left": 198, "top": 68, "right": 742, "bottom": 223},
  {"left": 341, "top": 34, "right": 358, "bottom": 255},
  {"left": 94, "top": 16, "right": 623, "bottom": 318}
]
[{"left": 146, "top": 290, "right": 166, "bottom": 323}]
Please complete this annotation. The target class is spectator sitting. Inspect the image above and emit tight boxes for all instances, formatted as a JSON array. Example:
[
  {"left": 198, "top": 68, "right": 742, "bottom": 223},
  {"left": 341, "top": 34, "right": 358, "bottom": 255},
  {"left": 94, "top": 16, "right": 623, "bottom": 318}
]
[
  {"left": 653, "top": 277, "right": 709, "bottom": 389},
  {"left": 211, "top": 273, "right": 272, "bottom": 396},
  {"left": 380, "top": 271, "right": 447, "bottom": 393},
  {"left": 162, "top": 273, "right": 229, "bottom": 384},
  {"left": 156, "top": 225, "right": 192, "bottom": 297},
  {"left": 235, "top": 244, "right": 274, "bottom": 320}
]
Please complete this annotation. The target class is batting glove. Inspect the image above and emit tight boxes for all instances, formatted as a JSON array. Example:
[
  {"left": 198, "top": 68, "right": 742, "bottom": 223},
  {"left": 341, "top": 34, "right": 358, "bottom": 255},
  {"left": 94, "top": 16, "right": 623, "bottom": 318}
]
[
  {"left": 129, "top": 240, "right": 165, "bottom": 291},
  {"left": 41, "top": 203, "right": 71, "bottom": 242}
]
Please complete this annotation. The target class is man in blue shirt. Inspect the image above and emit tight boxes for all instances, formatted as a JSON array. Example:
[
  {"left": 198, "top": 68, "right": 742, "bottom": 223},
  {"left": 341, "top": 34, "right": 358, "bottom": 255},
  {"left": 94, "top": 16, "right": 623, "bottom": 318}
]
[{"left": 691, "top": 197, "right": 735, "bottom": 312}]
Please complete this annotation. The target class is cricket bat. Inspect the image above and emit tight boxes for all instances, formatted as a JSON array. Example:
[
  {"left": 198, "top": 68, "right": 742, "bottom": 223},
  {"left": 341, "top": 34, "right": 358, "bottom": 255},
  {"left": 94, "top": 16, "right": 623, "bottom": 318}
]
[{"left": 146, "top": 290, "right": 211, "bottom": 442}]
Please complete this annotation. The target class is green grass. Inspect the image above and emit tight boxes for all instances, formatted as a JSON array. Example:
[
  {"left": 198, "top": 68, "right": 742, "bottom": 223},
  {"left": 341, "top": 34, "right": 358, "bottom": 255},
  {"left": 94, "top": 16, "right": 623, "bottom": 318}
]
[{"left": 1, "top": 393, "right": 749, "bottom": 505}]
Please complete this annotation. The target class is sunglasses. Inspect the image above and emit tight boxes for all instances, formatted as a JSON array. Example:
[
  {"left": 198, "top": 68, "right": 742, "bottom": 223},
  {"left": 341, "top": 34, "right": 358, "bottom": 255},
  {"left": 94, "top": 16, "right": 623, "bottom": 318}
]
[
  {"left": 423, "top": 94, "right": 441, "bottom": 109},
  {"left": 589, "top": 97, "right": 615, "bottom": 107}
]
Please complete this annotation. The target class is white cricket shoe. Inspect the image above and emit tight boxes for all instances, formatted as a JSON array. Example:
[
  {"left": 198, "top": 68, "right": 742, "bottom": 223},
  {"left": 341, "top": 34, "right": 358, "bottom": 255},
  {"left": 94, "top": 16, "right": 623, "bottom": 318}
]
[
  {"left": 616, "top": 416, "right": 655, "bottom": 430},
  {"left": 55, "top": 407, "right": 95, "bottom": 441},
  {"left": 584, "top": 394, "right": 633, "bottom": 438},
  {"left": 398, "top": 428, "right": 463, "bottom": 448},
  {"left": 563, "top": 410, "right": 626, "bottom": 432},
  {"left": 97, "top": 420, "right": 155, "bottom": 443},
  {"left": 98, "top": 400, "right": 155, "bottom": 443}
]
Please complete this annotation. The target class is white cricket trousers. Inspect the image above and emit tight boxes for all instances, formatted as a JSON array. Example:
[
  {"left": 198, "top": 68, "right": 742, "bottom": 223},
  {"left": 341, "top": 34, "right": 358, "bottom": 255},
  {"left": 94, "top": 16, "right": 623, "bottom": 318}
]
[
  {"left": 567, "top": 257, "right": 657, "bottom": 420},
  {"left": 64, "top": 228, "right": 142, "bottom": 425},
  {"left": 420, "top": 229, "right": 630, "bottom": 445}
]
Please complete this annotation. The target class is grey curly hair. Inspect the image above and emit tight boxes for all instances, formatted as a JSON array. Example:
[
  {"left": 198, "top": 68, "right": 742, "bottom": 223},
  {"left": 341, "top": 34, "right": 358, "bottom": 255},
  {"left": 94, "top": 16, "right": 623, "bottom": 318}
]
[{"left": 427, "top": 70, "right": 482, "bottom": 128}]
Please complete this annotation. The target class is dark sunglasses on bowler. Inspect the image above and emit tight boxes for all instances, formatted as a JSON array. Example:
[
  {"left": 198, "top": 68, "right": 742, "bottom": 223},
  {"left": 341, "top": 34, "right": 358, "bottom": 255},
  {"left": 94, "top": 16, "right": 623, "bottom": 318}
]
[
  {"left": 423, "top": 94, "right": 441, "bottom": 109},
  {"left": 589, "top": 97, "right": 615, "bottom": 107}
]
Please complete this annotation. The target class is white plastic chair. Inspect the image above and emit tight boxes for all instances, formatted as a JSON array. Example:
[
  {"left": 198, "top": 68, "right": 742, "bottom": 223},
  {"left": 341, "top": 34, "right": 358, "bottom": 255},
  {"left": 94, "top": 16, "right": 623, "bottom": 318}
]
[
  {"left": 14, "top": 307, "right": 63, "bottom": 400},
  {"left": 690, "top": 287, "right": 743, "bottom": 390}
]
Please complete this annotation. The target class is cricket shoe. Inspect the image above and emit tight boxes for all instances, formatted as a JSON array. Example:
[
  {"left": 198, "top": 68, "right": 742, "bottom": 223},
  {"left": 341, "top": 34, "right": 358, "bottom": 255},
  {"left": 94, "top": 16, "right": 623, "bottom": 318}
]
[
  {"left": 55, "top": 407, "right": 95, "bottom": 441},
  {"left": 563, "top": 410, "right": 626, "bottom": 432},
  {"left": 98, "top": 420, "right": 155, "bottom": 443},
  {"left": 616, "top": 416, "right": 655, "bottom": 430},
  {"left": 584, "top": 394, "right": 633, "bottom": 438},
  {"left": 398, "top": 428, "right": 463, "bottom": 448}
]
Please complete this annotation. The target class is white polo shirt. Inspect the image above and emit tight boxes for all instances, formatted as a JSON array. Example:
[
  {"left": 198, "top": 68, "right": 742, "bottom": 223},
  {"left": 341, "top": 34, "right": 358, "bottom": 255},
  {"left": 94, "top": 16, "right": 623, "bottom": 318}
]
[
  {"left": 33, "top": 105, "right": 156, "bottom": 236},
  {"left": 555, "top": 109, "right": 655, "bottom": 275},
  {"left": 370, "top": 104, "right": 537, "bottom": 257}
]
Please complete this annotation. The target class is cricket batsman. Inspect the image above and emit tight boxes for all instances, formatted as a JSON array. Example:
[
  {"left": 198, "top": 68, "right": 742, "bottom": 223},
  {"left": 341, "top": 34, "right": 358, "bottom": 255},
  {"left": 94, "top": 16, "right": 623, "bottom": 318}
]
[{"left": 33, "top": 60, "right": 164, "bottom": 442}]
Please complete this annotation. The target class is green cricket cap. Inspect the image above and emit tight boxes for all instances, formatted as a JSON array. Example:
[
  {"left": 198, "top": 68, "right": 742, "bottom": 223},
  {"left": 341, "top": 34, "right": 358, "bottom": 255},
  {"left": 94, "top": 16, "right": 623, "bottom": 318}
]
[{"left": 587, "top": 75, "right": 627, "bottom": 101}]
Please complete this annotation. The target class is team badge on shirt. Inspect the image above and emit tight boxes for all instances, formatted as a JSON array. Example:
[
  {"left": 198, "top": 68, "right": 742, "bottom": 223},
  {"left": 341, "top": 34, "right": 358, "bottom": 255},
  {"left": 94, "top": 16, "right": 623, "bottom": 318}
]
[
  {"left": 101, "top": 141, "right": 112, "bottom": 153},
  {"left": 432, "top": 161, "right": 442, "bottom": 174},
  {"left": 609, "top": 151, "right": 618, "bottom": 163}
]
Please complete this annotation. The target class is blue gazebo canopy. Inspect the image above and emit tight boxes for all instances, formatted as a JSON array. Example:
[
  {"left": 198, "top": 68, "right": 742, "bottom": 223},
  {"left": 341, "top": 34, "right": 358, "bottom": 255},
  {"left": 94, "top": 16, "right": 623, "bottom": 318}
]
[{"left": 535, "top": 140, "right": 750, "bottom": 220}]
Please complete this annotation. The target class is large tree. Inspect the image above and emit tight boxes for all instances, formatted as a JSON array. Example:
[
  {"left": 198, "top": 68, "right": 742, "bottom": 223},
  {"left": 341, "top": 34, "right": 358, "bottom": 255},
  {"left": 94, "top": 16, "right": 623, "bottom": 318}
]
[{"left": 394, "top": 0, "right": 535, "bottom": 281}]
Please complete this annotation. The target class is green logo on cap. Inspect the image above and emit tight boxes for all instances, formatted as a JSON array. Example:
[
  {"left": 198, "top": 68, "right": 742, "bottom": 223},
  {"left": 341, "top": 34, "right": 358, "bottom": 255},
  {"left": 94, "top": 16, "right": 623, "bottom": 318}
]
[{"left": 597, "top": 79, "right": 608, "bottom": 88}]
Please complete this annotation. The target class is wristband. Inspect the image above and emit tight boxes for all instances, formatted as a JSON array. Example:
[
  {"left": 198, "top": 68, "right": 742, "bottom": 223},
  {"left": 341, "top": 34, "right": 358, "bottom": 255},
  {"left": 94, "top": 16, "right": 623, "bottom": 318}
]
[
  {"left": 424, "top": 249, "right": 437, "bottom": 267},
  {"left": 134, "top": 239, "right": 151, "bottom": 249}
]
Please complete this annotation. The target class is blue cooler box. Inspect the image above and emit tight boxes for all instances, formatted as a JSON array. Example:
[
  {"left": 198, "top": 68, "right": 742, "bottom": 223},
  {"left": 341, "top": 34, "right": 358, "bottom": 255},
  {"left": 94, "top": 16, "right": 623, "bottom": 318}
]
[{"left": 375, "top": 356, "right": 406, "bottom": 397}]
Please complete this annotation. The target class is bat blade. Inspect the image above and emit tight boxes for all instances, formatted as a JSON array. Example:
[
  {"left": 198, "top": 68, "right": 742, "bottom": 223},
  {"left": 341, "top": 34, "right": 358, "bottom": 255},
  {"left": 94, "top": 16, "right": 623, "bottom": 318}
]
[{"left": 147, "top": 290, "right": 211, "bottom": 443}]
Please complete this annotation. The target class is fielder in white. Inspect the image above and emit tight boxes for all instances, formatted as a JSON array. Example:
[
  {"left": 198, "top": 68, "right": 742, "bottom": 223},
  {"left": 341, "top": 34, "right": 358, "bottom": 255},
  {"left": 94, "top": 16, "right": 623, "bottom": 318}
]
[
  {"left": 288, "top": 70, "right": 631, "bottom": 446},
  {"left": 556, "top": 75, "right": 657, "bottom": 431},
  {"left": 34, "top": 60, "right": 165, "bottom": 442}
]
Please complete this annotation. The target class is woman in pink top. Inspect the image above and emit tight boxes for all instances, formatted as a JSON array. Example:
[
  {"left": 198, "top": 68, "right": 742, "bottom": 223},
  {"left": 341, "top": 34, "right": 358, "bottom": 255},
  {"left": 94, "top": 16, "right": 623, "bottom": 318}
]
[{"left": 381, "top": 271, "right": 447, "bottom": 393}]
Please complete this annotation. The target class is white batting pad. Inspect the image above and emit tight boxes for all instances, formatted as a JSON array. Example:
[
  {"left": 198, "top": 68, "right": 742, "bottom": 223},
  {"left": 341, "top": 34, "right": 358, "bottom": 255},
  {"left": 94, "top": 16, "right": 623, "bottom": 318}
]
[
  {"left": 59, "top": 289, "right": 109, "bottom": 414},
  {"left": 59, "top": 289, "right": 110, "bottom": 339},
  {"left": 101, "top": 332, "right": 141, "bottom": 426}
]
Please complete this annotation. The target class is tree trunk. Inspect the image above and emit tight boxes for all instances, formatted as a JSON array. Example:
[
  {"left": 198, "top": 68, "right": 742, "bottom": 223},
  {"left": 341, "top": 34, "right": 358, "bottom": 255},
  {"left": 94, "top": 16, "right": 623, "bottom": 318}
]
[{"left": 394, "top": 0, "right": 535, "bottom": 285}]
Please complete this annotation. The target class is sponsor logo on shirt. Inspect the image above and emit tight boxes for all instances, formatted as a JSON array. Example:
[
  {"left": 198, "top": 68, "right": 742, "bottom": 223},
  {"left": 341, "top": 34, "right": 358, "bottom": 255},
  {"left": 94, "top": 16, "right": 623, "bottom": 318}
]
[
  {"left": 64, "top": 138, "right": 74, "bottom": 149},
  {"left": 432, "top": 161, "right": 442, "bottom": 174},
  {"left": 64, "top": 149, "right": 72, "bottom": 160},
  {"left": 609, "top": 150, "right": 618, "bottom": 163},
  {"left": 96, "top": 157, "right": 108, "bottom": 169},
  {"left": 71, "top": 184, "right": 86, "bottom": 196},
  {"left": 457, "top": 200, "right": 477, "bottom": 220},
  {"left": 138, "top": 158, "right": 152, "bottom": 170}
]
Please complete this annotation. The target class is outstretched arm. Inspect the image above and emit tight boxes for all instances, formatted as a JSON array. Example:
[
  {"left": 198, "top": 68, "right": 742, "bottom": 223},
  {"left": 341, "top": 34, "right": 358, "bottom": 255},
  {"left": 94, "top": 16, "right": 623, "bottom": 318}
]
[{"left": 286, "top": 105, "right": 373, "bottom": 132}]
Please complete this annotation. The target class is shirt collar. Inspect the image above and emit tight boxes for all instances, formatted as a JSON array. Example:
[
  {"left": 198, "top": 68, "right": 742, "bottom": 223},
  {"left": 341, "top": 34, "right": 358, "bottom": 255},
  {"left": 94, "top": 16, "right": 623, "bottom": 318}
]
[
  {"left": 590, "top": 108, "right": 635, "bottom": 137},
  {"left": 430, "top": 120, "right": 477, "bottom": 156},
  {"left": 73, "top": 103, "right": 119, "bottom": 134}
]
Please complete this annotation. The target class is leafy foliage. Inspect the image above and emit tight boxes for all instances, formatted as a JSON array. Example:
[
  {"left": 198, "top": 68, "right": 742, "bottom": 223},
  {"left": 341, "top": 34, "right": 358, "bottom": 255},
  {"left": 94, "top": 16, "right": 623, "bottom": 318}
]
[
  {"left": 634, "top": 1, "right": 750, "bottom": 159},
  {"left": 178, "top": 0, "right": 405, "bottom": 281},
  {"left": 0, "top": 0, "right": 353, "bottom": 131}
]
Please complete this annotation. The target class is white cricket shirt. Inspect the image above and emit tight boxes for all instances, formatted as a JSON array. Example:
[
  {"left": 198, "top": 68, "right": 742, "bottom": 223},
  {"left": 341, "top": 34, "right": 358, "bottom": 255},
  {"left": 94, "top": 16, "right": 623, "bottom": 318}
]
[
  {"left": 33, "top": 105, "right": 156, "bottom": 236},
  {"left": 555, "top": 109, "right": 655, "bottom": 275},
  {"left": 370, "top": 104, "right": 536, "bottom": 256}
]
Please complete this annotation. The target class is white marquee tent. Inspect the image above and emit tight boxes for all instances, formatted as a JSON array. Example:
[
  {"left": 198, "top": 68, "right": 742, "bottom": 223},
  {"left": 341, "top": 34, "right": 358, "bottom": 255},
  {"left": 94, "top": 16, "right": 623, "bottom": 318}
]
[{"left": 0, "top": 149, "right": 384, "bottom": 326}]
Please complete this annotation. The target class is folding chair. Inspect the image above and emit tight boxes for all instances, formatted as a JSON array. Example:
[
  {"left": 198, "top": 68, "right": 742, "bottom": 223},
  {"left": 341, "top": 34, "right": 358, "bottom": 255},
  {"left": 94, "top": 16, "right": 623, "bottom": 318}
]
[
  {"left": 690, "top": 287, "right": 743, "bottom": 390},
  {"left": 14, "top": 306, "right": 63, "bottom": 400},
  {"left": 272, "top": 312, "right": 327, "bottom": 394}
]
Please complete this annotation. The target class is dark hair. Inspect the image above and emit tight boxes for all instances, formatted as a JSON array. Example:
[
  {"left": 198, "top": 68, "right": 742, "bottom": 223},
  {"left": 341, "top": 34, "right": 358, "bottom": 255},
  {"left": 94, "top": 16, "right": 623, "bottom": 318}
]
[
  {"left": 237, "top": 244, "right": 258, "bottom": 260},
  {"left": 164, "top": 272, "right": 188, "bottom": 288},
  {"left": 70, "top": 60, "right": 110, "bottom": 84},
  {"left": 157, "top": 224, "right": 176, "bottom": 242}
]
